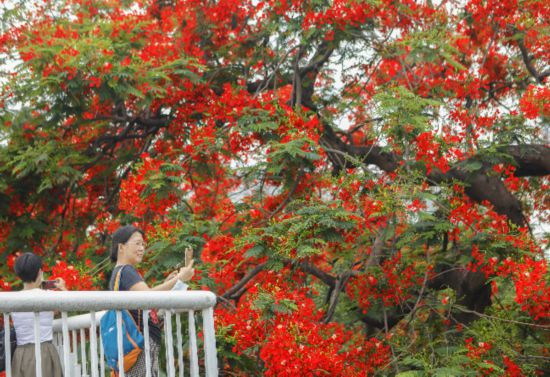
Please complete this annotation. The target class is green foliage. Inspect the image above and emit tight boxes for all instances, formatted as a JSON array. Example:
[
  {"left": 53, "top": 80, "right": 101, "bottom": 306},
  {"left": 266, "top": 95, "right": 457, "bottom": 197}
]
[
  {"left": 240, "top": 200, "right": 358, "bottom": 260},
  {"left": 252, "top": 291, "right": 298, "bottom": 319},
  {"left": 374, "top": 86, "right": 442, "bottom": 142}
]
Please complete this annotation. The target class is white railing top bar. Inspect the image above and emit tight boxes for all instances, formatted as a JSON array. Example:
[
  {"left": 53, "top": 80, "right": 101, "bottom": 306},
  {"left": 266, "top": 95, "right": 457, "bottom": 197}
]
[
  {"left": 51, "top": 311, "right": 107, "bottom": 332},
  {"left": 0, "top": 290, "right": 217, "bottom": 312}
]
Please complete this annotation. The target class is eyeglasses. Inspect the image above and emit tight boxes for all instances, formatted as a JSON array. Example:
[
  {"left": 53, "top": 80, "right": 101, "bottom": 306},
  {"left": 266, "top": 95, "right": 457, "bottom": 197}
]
[{"left": 126, "top": 241, "right": 147, "bottom": 248}]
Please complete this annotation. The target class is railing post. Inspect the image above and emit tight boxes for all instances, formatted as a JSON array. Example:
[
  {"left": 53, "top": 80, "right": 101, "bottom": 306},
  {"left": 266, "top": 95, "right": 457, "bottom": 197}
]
[
  {"left": 165, "top": 310, "right": 175, "bottom": 377},
  {"left": 62, "top": 312, "right": 71, "bottom": 377},
  {"left": 33, "top": 312, "right": 43, "bottom": 377},
  {"left": 99, "top": 330, "right": 105, "bottom": 377},
  {"left": 202, "top": 307, "right": 219, "bottom": 377},
  {"left": 143, "top": 310, "right": 152, "bottom": 377},
  {"left": 72, "top": 329, "right": 78, "bottom": 375},
  {"left": 116, "top": 310, "right": 125, "bottom": 377},
  {"left": 3, "top": 313, "right": 12, "bottom": 377},
  {"left": 80, "top": 328, "right": 87, "bottom": 377},
  {"left": 188, "top": 311, "right": 199, "bottom": 377},
  {"left": 175, "top": 313, "right": 184, "bottom": 377},
  {"left": 90, "top": 311, "right": 99, "bottom": 377}
]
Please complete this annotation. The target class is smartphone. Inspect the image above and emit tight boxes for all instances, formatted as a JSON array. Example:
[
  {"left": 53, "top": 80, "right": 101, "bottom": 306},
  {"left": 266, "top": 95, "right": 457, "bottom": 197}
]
[
  {"left": 41, "top": 280, "right": 57, "bottom": 290},
  {"left": 171, "top": 248, "right": 194, "bottom": 271}
]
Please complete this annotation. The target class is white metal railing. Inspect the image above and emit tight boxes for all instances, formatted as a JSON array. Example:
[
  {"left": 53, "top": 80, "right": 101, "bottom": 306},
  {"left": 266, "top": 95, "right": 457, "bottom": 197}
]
[{"left": 0, "top": 290, "right": 218, "bottom": 377}]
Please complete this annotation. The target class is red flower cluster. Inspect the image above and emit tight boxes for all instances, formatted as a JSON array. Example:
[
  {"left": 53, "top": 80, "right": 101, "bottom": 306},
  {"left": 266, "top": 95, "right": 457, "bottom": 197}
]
[
  {"left": 511, "top": 258, "right": 549, "bottom": 320},
  {"left": 119, "top": 154, "right": 180, "bottom": 219},
  {"left": 218, "top": 281, "right": 390, "bottom": 376},
  {"left": 519, "top": 85, "right": 550, "bottom": 119},
  {"left": 415, "top": 132, "right": 450, "bottom": 174},
  {"left": 465, "top": 337, "right": 492, "bottom": 360},
  {"left": 348, "top": 252, "right": 420, "bottom": 311},
  {"left": 261, "top": 320, "right": 389, "bottom": 376},
  {"left": 503, "top": 356, "right": 524, "bottom": 377},
  {"left": 50, "top": 261, "right": 94, "bottom": 291},
  {"left": 469, "top": 253, "right": 550, "bottom": 321},
  {"left": 302, "top": 0, "right": 376, "bottom": 32},
  {"left": 0, "top": 278, "right": 12, "bottom": 291}
]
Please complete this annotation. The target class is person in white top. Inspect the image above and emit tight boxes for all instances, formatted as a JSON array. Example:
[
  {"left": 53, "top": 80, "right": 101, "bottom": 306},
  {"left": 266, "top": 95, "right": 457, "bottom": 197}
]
[{"left": 11, "top": 252, "right": 66, "bottom": 377}]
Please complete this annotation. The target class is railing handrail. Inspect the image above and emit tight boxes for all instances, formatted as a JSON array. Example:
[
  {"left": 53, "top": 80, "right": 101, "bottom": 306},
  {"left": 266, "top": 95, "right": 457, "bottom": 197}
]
[
  {"left": 0, "top": 290, "right": 217, "bottom": 312},
  {"left": 51, "top": 311, "right": 107, "bottom": 332},
  {"left": 2, "top": 290, "right": 219, "bottom": 377}
]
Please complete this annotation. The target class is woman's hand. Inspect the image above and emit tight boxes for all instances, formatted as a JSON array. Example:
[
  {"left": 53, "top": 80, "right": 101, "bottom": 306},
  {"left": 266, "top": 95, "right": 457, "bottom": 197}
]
[
  {"left": 178, "top": 259, "right": 194, "bottom": 282},
  {"left": 144, "top": 247, "right": 196, "bottom": 291},
  {"left": 165, "top": 270, "right": 178, "bottom": 282},
  {"left": 54, "top": 278, "right": 67, "bottom": 291}
]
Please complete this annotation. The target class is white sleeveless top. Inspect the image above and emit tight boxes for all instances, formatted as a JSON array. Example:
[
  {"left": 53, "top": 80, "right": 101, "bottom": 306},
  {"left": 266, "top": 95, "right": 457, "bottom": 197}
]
[{"left": 11, "top": 289, "right": 54, "bottom": 345}]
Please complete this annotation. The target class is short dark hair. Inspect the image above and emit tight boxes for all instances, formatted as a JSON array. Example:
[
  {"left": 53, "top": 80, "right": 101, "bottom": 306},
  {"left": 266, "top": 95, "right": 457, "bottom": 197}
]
[
  {"left": 14, "top": 252, "right": 43, "bottom": 283},
  {"left": 110, "top": 225, "right": 145, "bottom": 263}
]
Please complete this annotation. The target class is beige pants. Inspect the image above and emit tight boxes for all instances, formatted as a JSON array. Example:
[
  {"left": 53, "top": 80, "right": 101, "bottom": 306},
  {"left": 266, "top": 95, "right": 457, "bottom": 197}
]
[{"left": 11, "top": 342, "right": 63, "bottom": 377}]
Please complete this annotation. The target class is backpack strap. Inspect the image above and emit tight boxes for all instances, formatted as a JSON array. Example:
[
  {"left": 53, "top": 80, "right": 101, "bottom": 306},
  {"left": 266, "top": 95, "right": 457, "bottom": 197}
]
[
  {"left": 114, "top": 265, "right": 142, "bottom": 329},
  {"left": 113, "top": 265, "right": 126, "bottom": 291}
]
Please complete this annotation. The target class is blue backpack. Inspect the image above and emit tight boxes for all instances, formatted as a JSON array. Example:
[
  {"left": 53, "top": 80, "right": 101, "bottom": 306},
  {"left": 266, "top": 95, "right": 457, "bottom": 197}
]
[{"left": 100, "top": 266, "right": 144, "bottom": 374}]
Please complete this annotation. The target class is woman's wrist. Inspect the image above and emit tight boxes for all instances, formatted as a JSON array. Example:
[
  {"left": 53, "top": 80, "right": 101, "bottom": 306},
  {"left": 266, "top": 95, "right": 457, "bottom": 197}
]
[{"left": 165, "top": 276, "right": 178, "bottom": 289}]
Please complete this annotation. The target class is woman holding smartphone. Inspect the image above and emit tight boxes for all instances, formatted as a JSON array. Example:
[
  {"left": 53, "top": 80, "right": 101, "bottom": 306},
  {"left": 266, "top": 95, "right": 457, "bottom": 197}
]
[
  {"left": 11, "top": 252, "right": 66, "bottom": 377},
  {"left": 109, "top": 225, "right": 194, "bottom": 377}
]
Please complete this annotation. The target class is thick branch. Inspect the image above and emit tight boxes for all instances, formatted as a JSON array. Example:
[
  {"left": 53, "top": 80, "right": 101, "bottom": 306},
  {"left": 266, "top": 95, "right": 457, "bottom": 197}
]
[
  {"left": 433, "top": 166, "right": 526, "bottom": 226},
  {"left": 323, "top": 271, "right": 352, "bottom": 323},
  {"left": 221, "top": 262, "right": 268, "bottom": 299},
  {"left": 320, "top": 123, "right": 399, "bottom": 173},
  {"left": 295, "top": 40, "right": 336, "bottom": 108},
  {"left": 517, "top": 36, "right": 550, "bottom": 84},
  {"left": 428, "top": 267, "right": 492, "bottom": 323},
  {"left": 500, "top": 144, "right": 550, "bottom": 177},
  {"left": 322, "top": 126, "right": 550, "bottom": 226},
  {"left": 88, "top": 114, "right": 169, "bottom": 156},
  {"left": 221, "top": 260, "right": 336, "bottom": 300},
  {"left": 296, "top": 261, "right": 336, "bottom": 288}
]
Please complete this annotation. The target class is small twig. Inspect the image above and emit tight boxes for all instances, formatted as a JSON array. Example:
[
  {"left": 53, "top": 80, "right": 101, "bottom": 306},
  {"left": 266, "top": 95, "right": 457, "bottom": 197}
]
[
  {"left": 383, "top": 304, "right": 400, "bottom": 374},
  {"left": 453, "top": 306, "right": 550, "bottom": 329},
  {"left": 254, "top": 167, "right": 305, "bottom": 227}
]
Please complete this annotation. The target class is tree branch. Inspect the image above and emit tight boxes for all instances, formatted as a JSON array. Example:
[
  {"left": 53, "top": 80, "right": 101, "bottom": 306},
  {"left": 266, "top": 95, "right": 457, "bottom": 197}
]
[
  {"left": 321, "top": 124, "right": 550, "bottom": 226},
  {"left": 500, "top": 145, "right": 550, "bottom": 177},
  {"left": 296, "top": 261, "right": 336, "bottom": 289},
  {"left": 323, "top": 271, "right": 352, "bottom": 323},
  {"left": 221, "top": 262, "right": 268, "bottom": 299},
  {"left": 221, "top": 259, "right": 337, "bottom": 301},
  {"left": 517, "top": 36, "right": 550, "bottom": 84}
]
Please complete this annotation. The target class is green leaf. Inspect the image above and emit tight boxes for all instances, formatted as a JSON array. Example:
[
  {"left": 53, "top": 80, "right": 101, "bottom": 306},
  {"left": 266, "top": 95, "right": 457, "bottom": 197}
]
[
  {"left": 461, "top": 160, "right": 483, "bottom": 172},
  {"left": 245, "top": 244, "right": 265, "bottom": 258},
  {"left": 264, "top": 259, "right": 284, "bottom": 271},
  {"left": 396, "top": 372, "right": 425, "bottom": 377},
  {"left": 440, "top": 51, "right": 467, "bottom": 71},
  {"left": 37, "top": 178, "right": 53, "bottom": 193},
  {"left": 402, "top": 356, "right": 425, "bottom": 368},
  {"left": 127, "top": 86, "right": 145, "bottom": 99},
  {"left": 432, "top": 367, "right": 465, "bottom": 376}
]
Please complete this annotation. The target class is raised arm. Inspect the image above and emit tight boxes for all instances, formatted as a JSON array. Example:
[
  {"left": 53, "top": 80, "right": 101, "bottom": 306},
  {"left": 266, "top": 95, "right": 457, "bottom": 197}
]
[{"left": 130, "top": 248, "right": 195, "bottom": 292}]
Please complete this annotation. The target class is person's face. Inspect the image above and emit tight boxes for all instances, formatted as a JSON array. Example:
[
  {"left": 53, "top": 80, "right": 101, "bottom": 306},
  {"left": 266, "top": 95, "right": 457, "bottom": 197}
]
[{"left": 119, "top": 232, "right": 146, "bottom": 265}]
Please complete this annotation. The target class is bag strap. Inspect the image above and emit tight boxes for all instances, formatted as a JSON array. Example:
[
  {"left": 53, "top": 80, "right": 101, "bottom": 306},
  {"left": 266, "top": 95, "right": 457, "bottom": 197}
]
[
  {"left": 113, "top": 265, "right": 126, "bottom": 291},
  {"left": 114, "top": 265, "right": 142, "bottom": 329}
]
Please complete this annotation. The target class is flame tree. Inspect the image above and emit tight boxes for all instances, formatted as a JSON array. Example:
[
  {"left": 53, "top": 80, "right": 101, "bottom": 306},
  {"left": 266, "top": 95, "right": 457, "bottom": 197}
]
[{"left": 0, "top": 0, "right": 549, "bottom": 375}]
